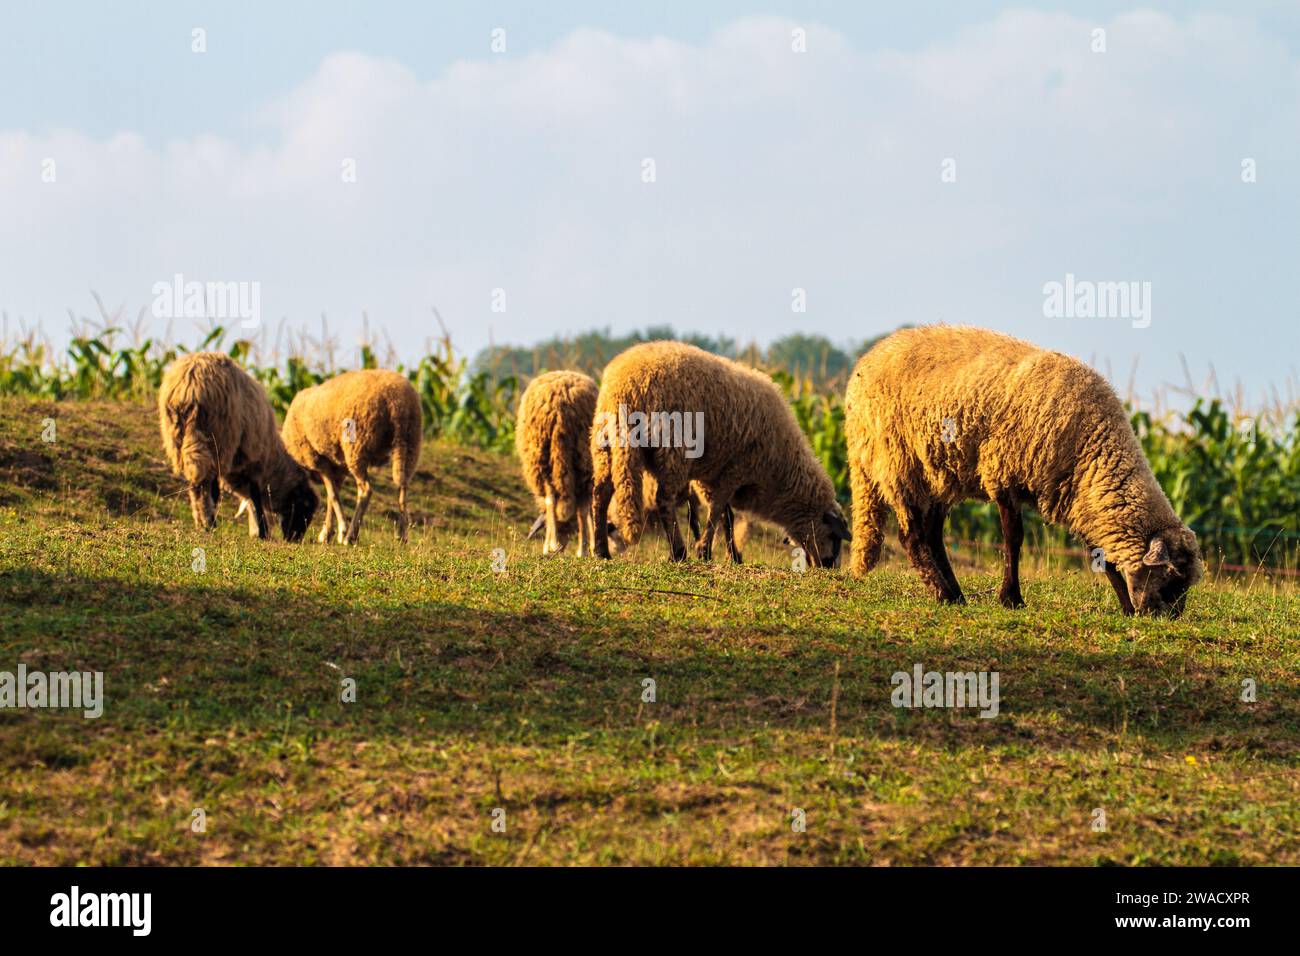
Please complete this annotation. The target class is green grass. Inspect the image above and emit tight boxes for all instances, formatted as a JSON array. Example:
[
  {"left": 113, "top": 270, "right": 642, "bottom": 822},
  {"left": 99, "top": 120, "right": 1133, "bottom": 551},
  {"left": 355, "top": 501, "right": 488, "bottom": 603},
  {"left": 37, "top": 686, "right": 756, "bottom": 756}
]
[{"left": 0, "top": 397, "right": 1296, "bottom": 865}]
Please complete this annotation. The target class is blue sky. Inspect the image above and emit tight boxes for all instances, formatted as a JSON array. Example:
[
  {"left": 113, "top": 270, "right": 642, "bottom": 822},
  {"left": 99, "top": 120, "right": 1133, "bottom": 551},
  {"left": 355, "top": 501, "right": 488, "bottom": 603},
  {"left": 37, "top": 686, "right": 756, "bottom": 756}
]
[{"left": 2, "top": 1, "right": 1297, "bottom": 405}]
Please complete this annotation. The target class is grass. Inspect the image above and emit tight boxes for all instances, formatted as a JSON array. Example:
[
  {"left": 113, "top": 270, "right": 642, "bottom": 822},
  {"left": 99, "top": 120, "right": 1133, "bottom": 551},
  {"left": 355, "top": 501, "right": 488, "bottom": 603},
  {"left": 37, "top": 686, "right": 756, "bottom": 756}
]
[{"left": 0, "top": 397, "right": 1296, "bottom": 865}]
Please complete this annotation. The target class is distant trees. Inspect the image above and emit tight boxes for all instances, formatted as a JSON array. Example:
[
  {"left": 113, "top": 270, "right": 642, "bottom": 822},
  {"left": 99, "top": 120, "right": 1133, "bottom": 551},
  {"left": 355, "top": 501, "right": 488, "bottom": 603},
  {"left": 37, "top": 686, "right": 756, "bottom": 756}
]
[{"left": 474, "top": 326, "right": 896, "bottom": 387}]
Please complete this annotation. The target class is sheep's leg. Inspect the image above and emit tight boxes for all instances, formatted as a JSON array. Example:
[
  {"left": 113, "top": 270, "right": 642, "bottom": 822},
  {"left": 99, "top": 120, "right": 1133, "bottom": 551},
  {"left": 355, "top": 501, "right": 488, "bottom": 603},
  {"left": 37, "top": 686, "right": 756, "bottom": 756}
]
[
  {"left": 576, "top": 505, "right": 590, "bottom": 558},
  {"left": 695, "top": 480, "right": 739, "bottom": 562},
  {"left": 996, "top": 496, "right": 1025, "bottom": 608},
  {"left": 592, "top": 476, "right": 614, "bottom": 559},
  {"left": 723, "top": 506, "right": 742, "bottom": 564},
  {"left": 924, "top": 505, "right": 963, "bottom": 602},
  {"left": 686, "top": 492, "right": 702, "bottom": 543},
  {"left": 244, "top": 491, "right": 262, "bottom": 537},
  {"left": 543, "top": 495, "right": 561, "bottom": 555},
  {"left": 247, "top": 488, "right": 271, "bottom": 540},
  {"left": 331, "top": 483, "right": 348, "bottom": 544},
  {"left": 900, "top": 506, "right": 960, "bottom": 604},
  {"left": 657, "top": 497, "right": 688, "bottom": 562},
  {"left": 317, "top": 473, "right": 341, "bottom": 544},
  {"left": 1103, "top": 560, "right": 1135, "bottom": 616},
  {"left": 396, "top": 483, "right": 410, "bottom": 544},
  {"left": 848, "top": 465, "right": 887, "bottom": 577},
  {"left": 343, "top": 470, "right": 371, "bottom": 545}
]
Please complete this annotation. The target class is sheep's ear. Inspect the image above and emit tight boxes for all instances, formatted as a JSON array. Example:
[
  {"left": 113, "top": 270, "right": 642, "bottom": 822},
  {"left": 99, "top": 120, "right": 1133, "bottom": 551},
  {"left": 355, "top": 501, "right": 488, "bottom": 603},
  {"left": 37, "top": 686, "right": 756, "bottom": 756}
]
[
  {"left": 526, "top": 514, "right": 546, "bottom": 539},
  {"left": 823, "top": 509, "right": 852, "bottom": 542},
  {"left": 1142, "top": 537, "right": 1173, "bottom": 568}
]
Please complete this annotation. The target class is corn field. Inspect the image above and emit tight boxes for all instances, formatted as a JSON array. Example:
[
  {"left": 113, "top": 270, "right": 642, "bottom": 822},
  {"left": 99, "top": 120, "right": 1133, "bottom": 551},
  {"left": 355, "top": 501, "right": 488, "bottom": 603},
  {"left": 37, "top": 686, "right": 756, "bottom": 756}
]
[{"left": 2, "top": 322, "right": 1296, "bottom": 570}]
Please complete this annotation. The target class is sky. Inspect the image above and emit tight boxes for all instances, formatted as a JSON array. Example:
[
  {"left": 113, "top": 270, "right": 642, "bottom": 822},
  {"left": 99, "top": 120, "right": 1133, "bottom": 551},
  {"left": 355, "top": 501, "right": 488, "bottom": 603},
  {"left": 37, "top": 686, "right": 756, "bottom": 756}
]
[{"left": 1, "top": 1, "right": 1297, "bottom": 404}]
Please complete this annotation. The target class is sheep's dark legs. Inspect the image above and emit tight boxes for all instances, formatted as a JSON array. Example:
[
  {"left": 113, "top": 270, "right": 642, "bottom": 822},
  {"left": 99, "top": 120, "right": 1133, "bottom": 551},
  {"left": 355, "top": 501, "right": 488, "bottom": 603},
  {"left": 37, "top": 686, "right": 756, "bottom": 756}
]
[
  {"left": 723, "top": 506, "right": 742, "bottom": 564},
  {"left": 1103, "top": 561, "right": 1135, "bottom": 616},
  {"left": 245, "top": 486, "right": 271, "bottom": 539},
  {"left": 996, "top": 496, "right": 1025, "bottom": 608},
  {"left": 686, "top": 493, "right": 702, "bottom": 543},
  {"left": 592, "top": 477, "right": 614, "bottom": 559},
  {"left": 694, "top": 479, "right": 740, "bottom": 562},
  {"left": 924, "top": 505, "right": 963, "bottom": 602},
  {"left": 657, "top": 491, "right": 689, "bottom": 562},
  {"left": 900, "top": 506, "right": 961, "bottom": 604}
]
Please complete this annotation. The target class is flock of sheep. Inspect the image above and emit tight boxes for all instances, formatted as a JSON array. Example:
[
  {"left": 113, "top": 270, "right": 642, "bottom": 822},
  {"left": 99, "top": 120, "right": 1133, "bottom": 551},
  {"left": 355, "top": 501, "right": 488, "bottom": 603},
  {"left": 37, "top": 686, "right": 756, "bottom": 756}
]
[{"left": 157, "top": 325, "right": 1204, "bottom": 618}]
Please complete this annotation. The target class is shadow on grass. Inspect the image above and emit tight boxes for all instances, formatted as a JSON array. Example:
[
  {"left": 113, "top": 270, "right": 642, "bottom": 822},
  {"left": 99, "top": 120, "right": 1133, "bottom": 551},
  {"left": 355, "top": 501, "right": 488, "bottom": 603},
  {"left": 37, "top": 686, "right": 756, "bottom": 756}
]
[{"left": 1, "top": 567, "right": 1296, "bottom": 763}]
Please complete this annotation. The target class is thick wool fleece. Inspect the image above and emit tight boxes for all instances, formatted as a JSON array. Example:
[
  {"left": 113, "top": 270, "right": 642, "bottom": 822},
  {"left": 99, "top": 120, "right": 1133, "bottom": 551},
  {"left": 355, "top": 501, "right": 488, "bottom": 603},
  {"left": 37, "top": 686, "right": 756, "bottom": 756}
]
[
  {"left": 158, "top": 351, "right": 314, "bottom": 538},
  {"left": 591, "top": 341, "right": 845, "bottom": 564},
  {"left": 281, "top": 369, "right": 423, "bottom": 544},
  {"left": 515, "top": 370, "right": 599, "bottom": 554},
  {"left": 844, "top": 325, "right": 1203, "bottom": 610}
]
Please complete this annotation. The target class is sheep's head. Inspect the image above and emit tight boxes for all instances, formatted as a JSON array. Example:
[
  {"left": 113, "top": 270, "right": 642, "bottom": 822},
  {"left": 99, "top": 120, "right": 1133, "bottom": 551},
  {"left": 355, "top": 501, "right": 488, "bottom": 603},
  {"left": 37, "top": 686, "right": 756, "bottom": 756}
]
[
  {"left": 278, "top": 476, "right": 319, "bottom": 543},
  {"left": 1123, "top": 528, "right": 1203, "bottom": 618},
  {"left": 790, "top": 505, "right": 852, "bottom": 569}
]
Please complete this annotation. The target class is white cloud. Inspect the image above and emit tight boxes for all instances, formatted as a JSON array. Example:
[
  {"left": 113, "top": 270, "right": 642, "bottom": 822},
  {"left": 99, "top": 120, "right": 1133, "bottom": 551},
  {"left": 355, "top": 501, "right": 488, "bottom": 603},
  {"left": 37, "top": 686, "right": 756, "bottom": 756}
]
[{"left": 1, "top": 11, "right": 1296, "bottom": 397}]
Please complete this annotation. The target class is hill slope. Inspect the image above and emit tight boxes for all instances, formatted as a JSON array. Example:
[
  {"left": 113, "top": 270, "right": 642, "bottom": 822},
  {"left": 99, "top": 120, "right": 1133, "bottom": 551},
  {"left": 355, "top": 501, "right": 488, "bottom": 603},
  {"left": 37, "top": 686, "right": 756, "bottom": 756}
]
[{"left": 0, "top": 398, "right": 1296, "bottom": 865}]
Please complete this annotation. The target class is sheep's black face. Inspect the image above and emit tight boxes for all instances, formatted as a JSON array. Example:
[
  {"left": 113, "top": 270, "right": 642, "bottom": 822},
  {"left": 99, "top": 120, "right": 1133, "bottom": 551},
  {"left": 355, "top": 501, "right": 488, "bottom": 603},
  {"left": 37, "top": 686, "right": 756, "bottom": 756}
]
[
  {"left": 1124, "top": 529, "right": 1203, "bottom": 618},
  {"left": 280, "top": 480, "right": 319, "bottom": 543},
  {"left": 796, "top": 507, "right": 852, "bottom": 569}
]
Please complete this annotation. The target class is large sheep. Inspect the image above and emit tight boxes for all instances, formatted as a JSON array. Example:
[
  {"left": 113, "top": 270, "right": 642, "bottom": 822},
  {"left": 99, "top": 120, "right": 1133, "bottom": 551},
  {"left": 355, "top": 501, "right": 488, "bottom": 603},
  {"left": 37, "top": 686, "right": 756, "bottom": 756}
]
[
  {"left": 591, "top": 341, "right": 850, "bottom": 565},
  {"left": 158, "top": 351, "right": 318, "bottom": 541},
  {"left": 844, "top": 325, "right": 1203, "bottom": 616},
  {"left": 281, "top": 369, "right": 423, "bottom": 544}
]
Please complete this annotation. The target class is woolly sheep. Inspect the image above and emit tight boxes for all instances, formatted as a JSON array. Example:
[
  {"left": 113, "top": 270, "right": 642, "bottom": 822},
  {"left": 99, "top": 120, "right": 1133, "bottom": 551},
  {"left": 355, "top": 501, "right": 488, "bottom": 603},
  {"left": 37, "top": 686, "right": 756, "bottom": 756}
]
[
  {"left": 591, "top": 341, "right": 850, "bottom": 564},
  {"left": 281, "top": 369, "right": 423, "bottom": 544},
  {"left": 844, "top": 325, "right": 1203, "bottom": 616},
  {"left": 158, "top": 351, "right": 318, "bottom": 541},
  {"left": 516, "top": 370, "right": 602, "bottom": 555}
]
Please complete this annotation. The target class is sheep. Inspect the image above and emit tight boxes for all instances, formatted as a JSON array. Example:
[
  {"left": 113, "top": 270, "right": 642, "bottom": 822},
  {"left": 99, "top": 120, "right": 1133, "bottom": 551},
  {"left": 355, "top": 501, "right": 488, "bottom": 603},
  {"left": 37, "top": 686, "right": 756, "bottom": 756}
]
[
  {"left": 590, "top": 341, "right": 850, "bottom": 565},
  {"left": 280, "top": 369, "right": 423, "bottom": 544},
  {"left": 516, "top": 371, "right": 602, "bottom": 556},
  {"left": 158, "top": 351, "right": 318, "bottom": 541},
  {"left": 844, "top": 325, "right": 1203, "bottom": 616}
]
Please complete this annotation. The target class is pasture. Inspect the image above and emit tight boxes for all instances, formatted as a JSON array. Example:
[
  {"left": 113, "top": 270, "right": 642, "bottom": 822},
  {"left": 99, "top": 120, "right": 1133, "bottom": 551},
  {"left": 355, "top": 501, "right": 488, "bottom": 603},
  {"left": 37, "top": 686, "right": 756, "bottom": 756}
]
[{"left": 0, "top": 396, "right": 1296, "bottom": 865}]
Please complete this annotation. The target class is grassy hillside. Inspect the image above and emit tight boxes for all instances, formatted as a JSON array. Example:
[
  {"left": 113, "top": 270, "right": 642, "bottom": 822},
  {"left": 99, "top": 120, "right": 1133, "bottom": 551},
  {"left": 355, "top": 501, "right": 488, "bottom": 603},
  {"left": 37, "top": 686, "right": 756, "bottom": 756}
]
[{"left": 0, "top": 397, "right": 1296, "bottom": 865}]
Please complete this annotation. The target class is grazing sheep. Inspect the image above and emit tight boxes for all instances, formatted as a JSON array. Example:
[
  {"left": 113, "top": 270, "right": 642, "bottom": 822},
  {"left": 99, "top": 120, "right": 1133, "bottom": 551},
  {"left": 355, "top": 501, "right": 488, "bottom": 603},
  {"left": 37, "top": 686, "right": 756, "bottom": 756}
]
[
  {"left": 281, "top": 369, "right": 423, "bottom": 544},
  {"left": 516, "top": 371, "right": 601, "bottom": 556},
  {"left": 591, "top": 341, "right": 850, "bottom": 565},
  {"left": 158, "top": 352, "right": 318, "bottom": 541},
  {"left": 844, "top": 325, "right": 1203, "bottom": 616}
]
